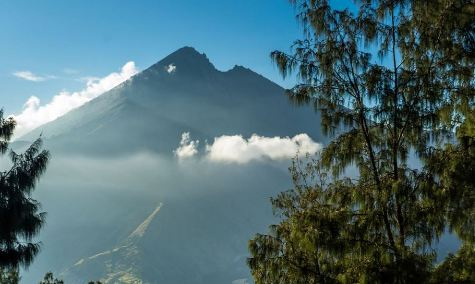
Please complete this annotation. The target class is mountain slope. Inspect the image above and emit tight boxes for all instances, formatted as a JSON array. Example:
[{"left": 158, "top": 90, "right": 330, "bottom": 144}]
[
  {"left": 61, "top": 205, "right": 162, "bottom": 284},
  {"left": 21, "top": 46, "right": 325, "bottom": 155}
]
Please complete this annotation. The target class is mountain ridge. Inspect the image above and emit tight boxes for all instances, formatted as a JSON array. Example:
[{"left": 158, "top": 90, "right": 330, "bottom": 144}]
[{"left": 19, "top": 46, "right": 324, "bottom": 156}]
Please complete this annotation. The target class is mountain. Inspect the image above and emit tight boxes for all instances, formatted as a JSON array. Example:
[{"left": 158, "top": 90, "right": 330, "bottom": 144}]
[
  {"left": 20, "top": 47, "right": 328, "bottom": 283},
  {"left": 21, "top": 46, "right": 326, "bottom": 155}
]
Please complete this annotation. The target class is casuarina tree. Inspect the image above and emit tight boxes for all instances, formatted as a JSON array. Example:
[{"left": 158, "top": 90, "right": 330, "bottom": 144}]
[
  {"left": 0, "top": 109, "right": 50, "bottom": 270},
  {"left": 248, "top": 0, "right": 474, "bottom": 283}
]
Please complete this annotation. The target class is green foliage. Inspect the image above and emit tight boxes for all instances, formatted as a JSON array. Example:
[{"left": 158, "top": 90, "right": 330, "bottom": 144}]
[
  {"left": 39, "top": 272, "right": 64, "bottom": 284},
  {"left": 37, "top": 272, "right": 102, "bottom": 284},
  {"left": 249, "top": 0, "right": 474, "bottom": 283},
  {"left": 430, "top": 244, "right": 475, "bottom": 284},
  {"left": 0, "top": 110, "right": 15, "bottom": 155},
  {"left": 0, "top": 109, "right": 50, "bottom": 269},
  {"left": 249, "top": 156, "right": 435, "bottom": 283},
  {"left": 0, "top": 267, "right": 20, "bottom": 284}
]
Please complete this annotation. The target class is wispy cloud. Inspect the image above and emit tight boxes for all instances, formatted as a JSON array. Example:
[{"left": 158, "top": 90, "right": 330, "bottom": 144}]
[
  {"left": 62, "top": 68, "right": 80, "bottom": 75},
  {"left": 174, "top": 132, "right": 199, "bottom": 159},
  {"left": 174, "top": 132, "right": 322, "bottom": 164},
  {"left": 11, "top": 61, "right": 139, "bottom": 138},
  {"left": 13, "top": 71, "right": 55, "bottom": 82},
  {"left": 166, "top": 64, "right": 176, "bottom": 74}
]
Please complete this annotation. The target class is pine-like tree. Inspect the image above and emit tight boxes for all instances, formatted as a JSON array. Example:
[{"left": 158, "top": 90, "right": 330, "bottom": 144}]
[
  {"left": 39, "top": 272, "right": 64, "bottom": 284},
  {"left": 0, "top": 267, "right": 20, "bottom": 284},
  {"left": 248, "top": 0, "right": 474, "bottom": 283},
  {"left": 0, "top": 109, "right": 50, "bottom": 269}
]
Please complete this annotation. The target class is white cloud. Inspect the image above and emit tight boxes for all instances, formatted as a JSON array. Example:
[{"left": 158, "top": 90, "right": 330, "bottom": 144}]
[
  {"left": 13, "top": 71, "right": 55, "bottom": 82},
  {"left": 174, "top": 132, "right": 199, "bottom": 159},
  {"left": 11, "top": 61, "right": 139, "bottom": 138},
  {"left": 206, "top": 133, "right": 322, "bottom": 164},
  {"left": 174, "top": 132, "right": 322, "bottom": 164},
  {"left": 166, "top": 64, "right": 176, "bottom": 74}
]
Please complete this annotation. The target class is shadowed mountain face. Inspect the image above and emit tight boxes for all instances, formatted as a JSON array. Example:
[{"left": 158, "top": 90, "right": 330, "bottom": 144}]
[
  {"left": 22, "top": 46, "right": 326, "bottom": 155},
  {"left": 19, "top": 47, "right": 332, "bottom": 284},
  {"left": 61, "top": 205, "right": 162, "bottom": 283}
]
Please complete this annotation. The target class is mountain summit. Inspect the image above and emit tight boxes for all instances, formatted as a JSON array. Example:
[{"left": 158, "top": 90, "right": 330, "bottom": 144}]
[{"left": 149, "top": 46, "right": 216, "bottom": 76}]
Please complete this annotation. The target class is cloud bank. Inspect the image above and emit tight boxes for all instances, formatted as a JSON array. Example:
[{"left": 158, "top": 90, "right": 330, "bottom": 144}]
[
  {"left": 11, "top": 62, "right": 139, "bottom": 138},
  {"left": 207, "top": 133, "right": 322, "bottom": 163},
  {"left": 176, "top": 132, "right": 322, "bottom": 164},
  {"left": 13, "top": 71, "right": 54, "bottom": 82}
]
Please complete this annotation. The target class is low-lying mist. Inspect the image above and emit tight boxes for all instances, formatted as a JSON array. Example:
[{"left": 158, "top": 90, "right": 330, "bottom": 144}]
[
  {"left": 18, "top": 148, "right": 460, "bottom": 283},
  {"left": 22, "top": 151, "right": 293, "bottom": 283}
]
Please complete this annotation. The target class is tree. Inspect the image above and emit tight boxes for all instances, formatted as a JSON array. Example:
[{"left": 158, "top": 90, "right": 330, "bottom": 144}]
[
  {"left": 430, "top": 244, "right": 475, "bottom": 283},
  {"left": 0, "top": 109, "right": 50, "bottom": 269},
  {"left": 38, "top": 271, "right": 102, "bottom": 284},
  {"left": 0, "top": 267, "right": 20, "bottom": 284},
  {"left": 39, "top": 272, "right": 64, "bottom": 284},
  {"left": 248, "top": 0, "right": 474, "bottom": 283}
]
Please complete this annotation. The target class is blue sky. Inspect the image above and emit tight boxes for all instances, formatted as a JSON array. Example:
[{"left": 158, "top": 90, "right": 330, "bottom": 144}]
[{"left": 0, "top": 0, "right": 307, "bottom": 114}]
